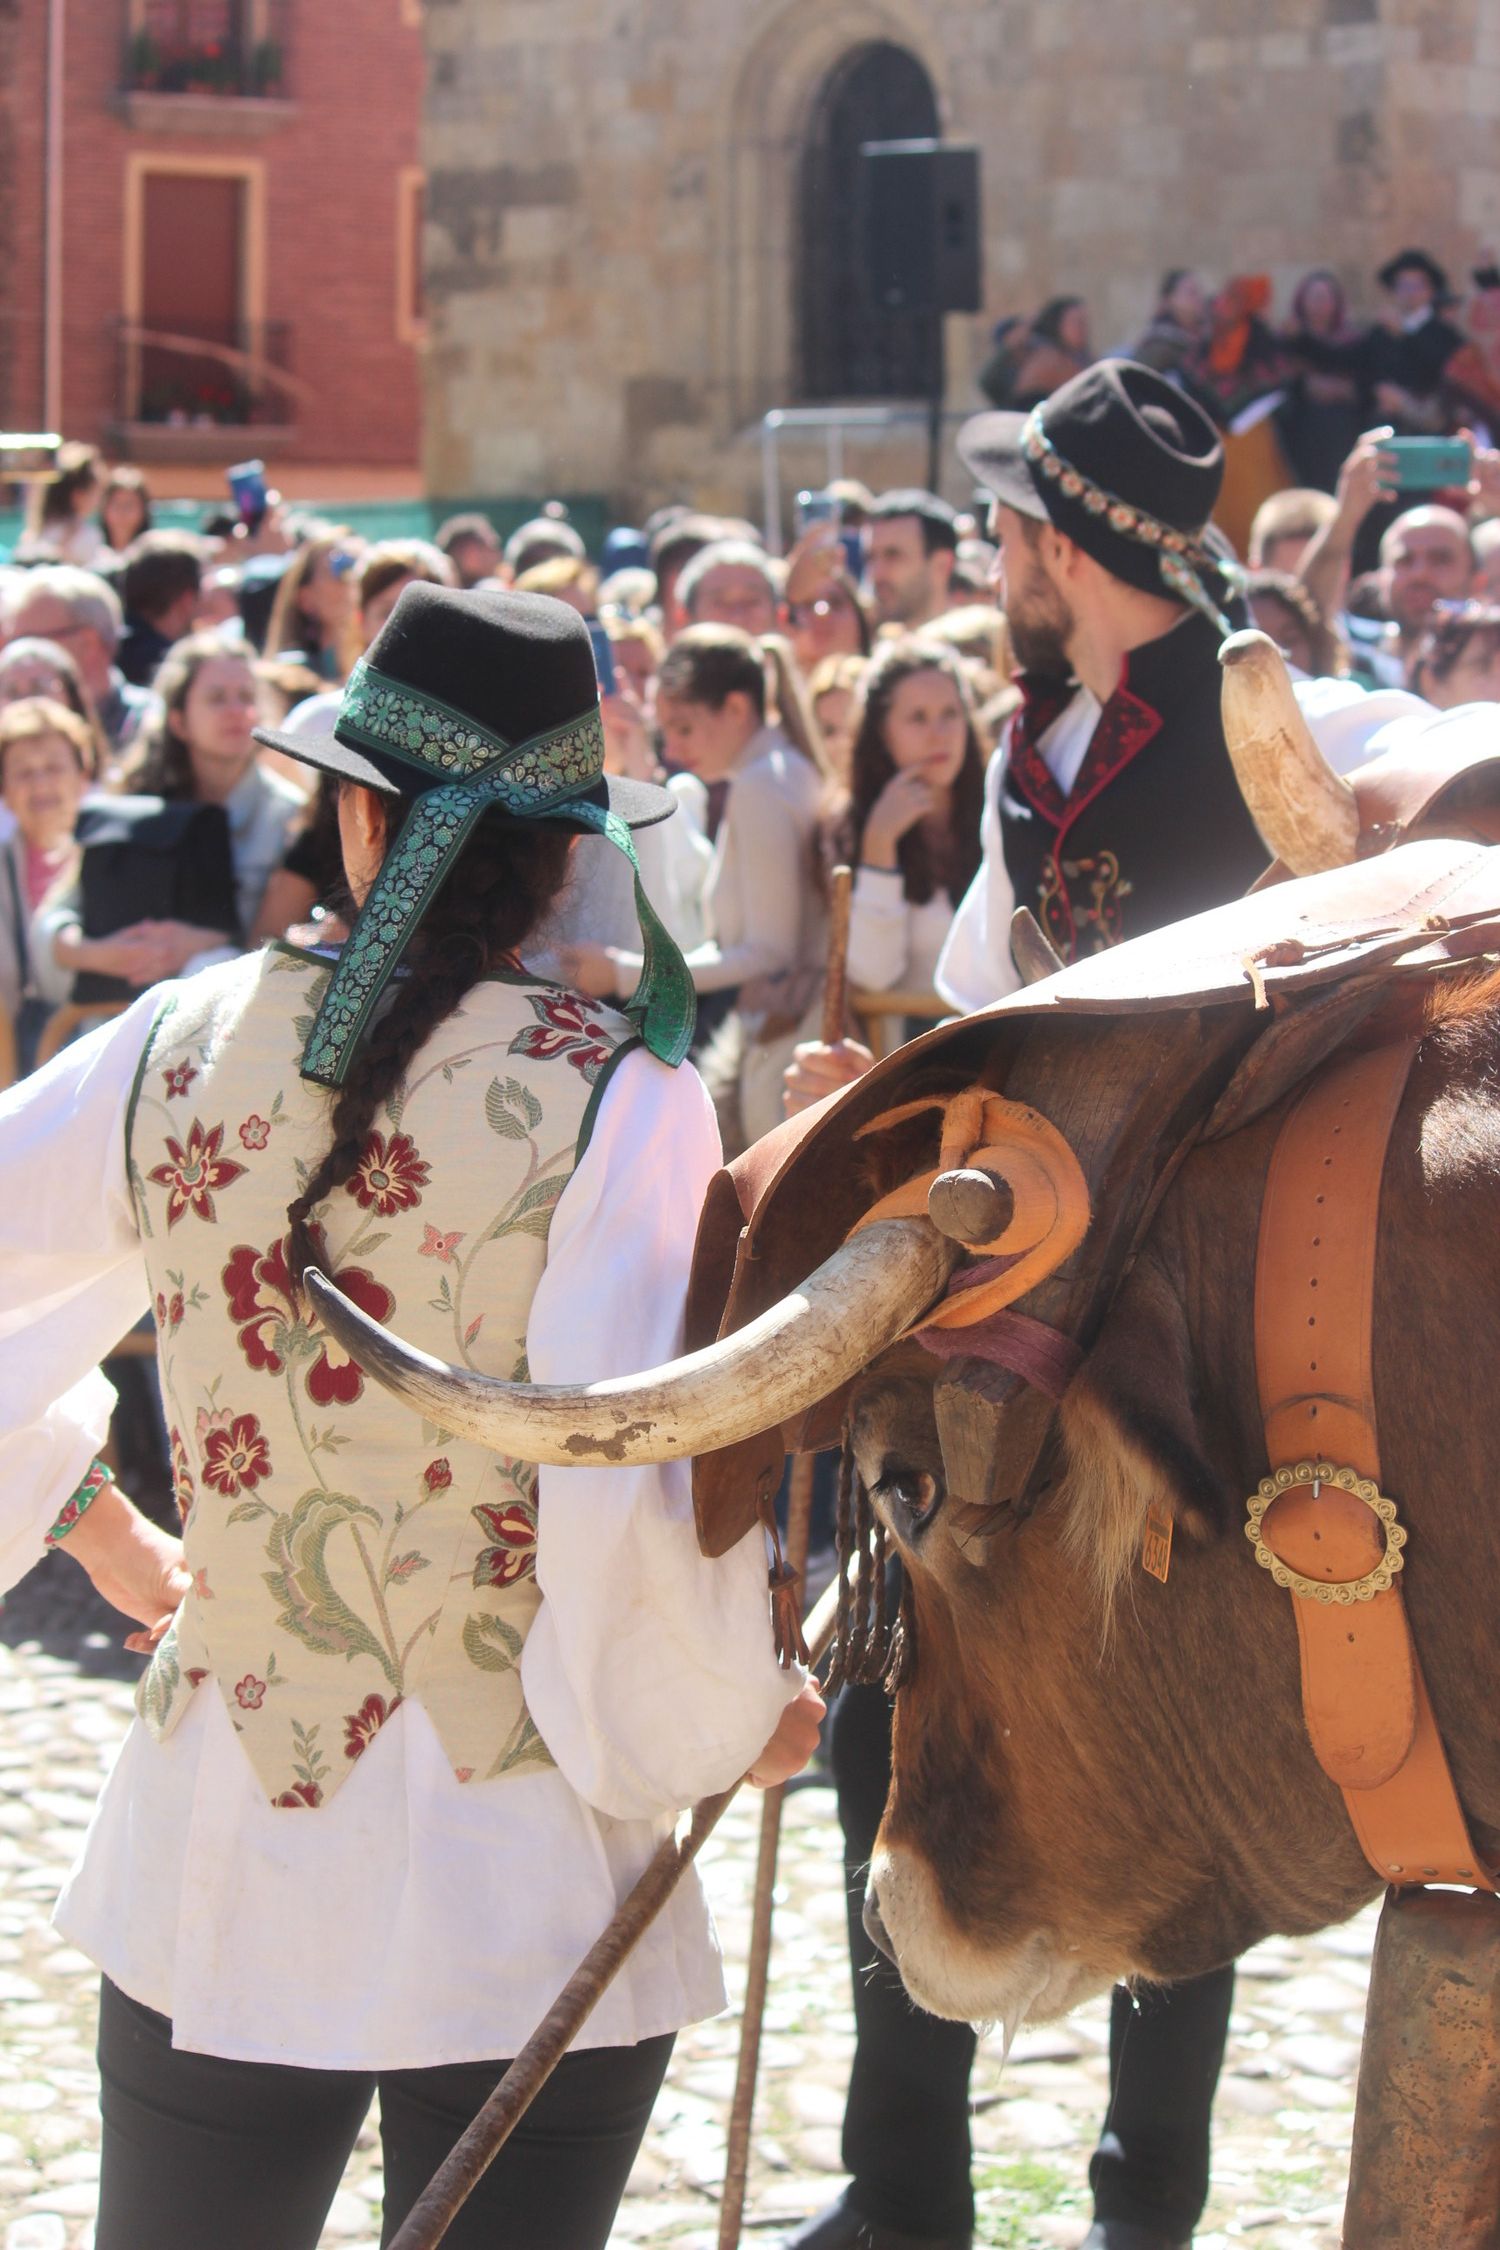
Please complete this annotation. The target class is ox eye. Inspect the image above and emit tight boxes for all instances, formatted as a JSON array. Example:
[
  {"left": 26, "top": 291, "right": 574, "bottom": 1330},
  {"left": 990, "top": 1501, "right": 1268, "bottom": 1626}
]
[{"left": 876, "top": 1465, "right": 942, "bottom": 1535}]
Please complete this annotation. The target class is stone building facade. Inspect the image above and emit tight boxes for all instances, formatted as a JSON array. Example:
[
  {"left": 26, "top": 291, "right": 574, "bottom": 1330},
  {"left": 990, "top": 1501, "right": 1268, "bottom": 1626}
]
[{"left": 423, "top": 0, "right": 1500, "bottom": 522}]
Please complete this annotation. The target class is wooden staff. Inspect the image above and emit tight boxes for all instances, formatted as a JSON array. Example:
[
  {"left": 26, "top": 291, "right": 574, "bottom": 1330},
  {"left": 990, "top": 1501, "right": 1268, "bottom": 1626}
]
[
  {"left": 822, "top": 863, "right": 854, "bottom": 1047},
  {"left": 717, "top": 864, "right": 855, "bottom": 2250},
  {"left": 390, "top": 1568, "right": 846, "bottom": 2250}
]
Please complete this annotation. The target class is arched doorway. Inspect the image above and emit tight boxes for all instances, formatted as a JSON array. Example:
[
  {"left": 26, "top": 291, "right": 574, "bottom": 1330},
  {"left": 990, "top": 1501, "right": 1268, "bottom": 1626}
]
[{"left": 799, "top": 41, "right": 940, "bottom": 401}]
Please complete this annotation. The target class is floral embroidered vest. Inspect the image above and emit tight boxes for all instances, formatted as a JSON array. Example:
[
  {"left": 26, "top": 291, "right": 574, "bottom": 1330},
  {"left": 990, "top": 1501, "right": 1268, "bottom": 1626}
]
[{"left": 126, "top": 944, "right": 635, "bottom": 1808}]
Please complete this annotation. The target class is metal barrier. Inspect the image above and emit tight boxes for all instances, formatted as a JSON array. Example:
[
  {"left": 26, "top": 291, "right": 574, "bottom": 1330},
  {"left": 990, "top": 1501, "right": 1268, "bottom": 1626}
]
[{"left": 759, "top": 404, "right": 974, "bottom": 552}]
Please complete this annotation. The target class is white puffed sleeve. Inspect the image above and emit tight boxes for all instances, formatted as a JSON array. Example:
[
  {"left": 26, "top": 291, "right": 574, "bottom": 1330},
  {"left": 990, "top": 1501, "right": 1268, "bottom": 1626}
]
[{"left": 521, "top": 1046, "right": 803, "bottom": 1821}]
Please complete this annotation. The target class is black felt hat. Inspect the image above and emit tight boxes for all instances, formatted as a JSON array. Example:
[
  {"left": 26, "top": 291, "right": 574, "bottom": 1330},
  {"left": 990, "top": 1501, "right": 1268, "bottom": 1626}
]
[
  {"left": 255, "top": 581, "right": 672, "bottom": 830},
  {"left": 957, "top": 359, "right": 1226, "bottom": 602},
  {"left": 264, "top": 582, "right": 694, "bottom": 1092},
  {"left": 1377, "top": 247, "right": 1450, "bottom": 299}
]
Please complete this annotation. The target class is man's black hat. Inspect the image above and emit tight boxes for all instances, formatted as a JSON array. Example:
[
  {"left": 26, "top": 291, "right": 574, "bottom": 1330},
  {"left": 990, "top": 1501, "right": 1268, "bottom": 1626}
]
[
  {"left": 256, "top": 583, "right": 692, "bottom": 1089},
  {"left": 957, "top": 358, "right": 1229, "bottom": 614},
  {"left": 1377, "top": 247, "right": 1450, "bottom": 299}
]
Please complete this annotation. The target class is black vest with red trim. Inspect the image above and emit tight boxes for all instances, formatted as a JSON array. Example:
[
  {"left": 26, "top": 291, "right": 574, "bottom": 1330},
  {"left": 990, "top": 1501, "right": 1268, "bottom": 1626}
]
[{"left": 1000, "top": 610, "right": 1269, "bottom": 963}]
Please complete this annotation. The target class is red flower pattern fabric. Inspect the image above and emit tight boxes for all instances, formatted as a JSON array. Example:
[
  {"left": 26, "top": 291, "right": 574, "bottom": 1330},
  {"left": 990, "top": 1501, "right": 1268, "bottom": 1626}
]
[
  {"left": 348, "top": 1130, "right": 430, "bottom": 1215},
  {"left": 169, "top": 1427, "right": 195, "bottom": 1527},
  {"left": 148, "top": 1119, "right": 246, "bottom": 1228},
  {"left": 155, "top": 1290, "right": 185, "bottom": 1332},
  {"left": 275, "top": 1780, "right": 323, "bottom": 1809},
  {"left": 344, "top": 1691, "right": 402, "bottom": 1760},
  {"left": 222, "top": 1226, "right": 393, "bottom": 1405},
  {"left": 239, "top": 1115, "right": 271, "bottom": 1151},
  {"left": 509, "top": 991, "right": 616, "bottom": 1079},
  {"left": 472, "top": 1496, "right": 539, "bottom": 1588},
  {"left": 234, "top": 1674, "right": 267, "bottom": 1710},
  {"left": 199, "top": 1410, "right": 272, "bottom": 1498},
  {"left": 163, "top": 1061, "right": 197, "bottom": 1099}
]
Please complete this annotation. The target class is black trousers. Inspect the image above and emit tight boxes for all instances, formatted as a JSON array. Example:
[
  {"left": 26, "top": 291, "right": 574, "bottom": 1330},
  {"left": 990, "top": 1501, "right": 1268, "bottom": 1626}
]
[
  {"left": 95, "top": 1978, "right": 673, "bottom": 2250},
  {"left": 831, "top": 1678, "right": 1233, "bottom": 2242}
]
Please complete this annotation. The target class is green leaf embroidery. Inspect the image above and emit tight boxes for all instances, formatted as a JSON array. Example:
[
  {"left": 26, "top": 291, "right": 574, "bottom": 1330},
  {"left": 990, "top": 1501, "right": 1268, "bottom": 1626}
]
[
  {"left": 462, "top": 1611, "right": 523, "bottom": 1673},
  {"left": 386, "top": 1550, "right": 431, "bottom": 1585},
  {"left": 227, "top": 1499, "right": 273, "bottom": 1527},
  {"left": 138, "top": 1632, "right": 182, "bottom": 1731},
  {"left": 490, "top": 1711, "right": 554, "bottom": 1777},
  {"left": 262, "top": 1490, "right": 396, "bottom": 1682},
  {"left": 484, "top": 1078, "right": 526, "bottom": 1140}
]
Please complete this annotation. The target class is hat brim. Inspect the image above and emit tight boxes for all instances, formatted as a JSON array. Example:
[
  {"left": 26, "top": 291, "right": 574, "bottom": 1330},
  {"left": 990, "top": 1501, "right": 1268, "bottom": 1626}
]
[
  {"left": 252, "top": 721, "right": 677, "bottom": 830},
  {"left": 956, "top": 411, "right": 1050, "bottom": 523}
]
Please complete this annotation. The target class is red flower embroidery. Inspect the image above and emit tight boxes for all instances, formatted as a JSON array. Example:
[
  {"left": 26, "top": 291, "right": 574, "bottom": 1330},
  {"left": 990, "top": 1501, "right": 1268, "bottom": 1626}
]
[
  {"left": 239, "top": 1115, "right": 271, "bottom": 1151},
  {"left": 343, "top": 1691, "right": 402, "bottom": 1760},
  {"left": 419, "top": 1223, "right": 464, "bottom": 1262},
  {"left": 509, "top": 990, "right": 615, "bottom": 1078},
  {"left": 169, "top": 1427, "right": 195, "bottom": 1527},
  {"left": 186, "top": 1667, "right": 210, "bottom": 1687},
  {"left": 472, "top": 1497, "right": 539, "bottom": 1588},
  {"left": 275, "top": 1780, "right": 323, "bottom": 1808},
  {"left": 155, "top": 1291, "right": 184, "bottom": 1332},
  {"left": 147, "top": 1119, "right": 246, "bottom": 1228},
  {"left": 222, "top": 1226, "right": 393, "bottom": 1406},
  {"left": 234, "top": 1674, "right": 266, "bottom": 1710},
  {"left": 424, "top": 1458, "right": 452, "bottom": 1493},
  {"left": 163, "top": 1061, "right": 197, "bottom": 1099},
  {"left": 199, "top": 1410, "right": 272, "bottom": 1498},
  {"left": 347, "top": 1130, "right": 429, "bottom": 1215},
  {"left": 454, "top": 1767, "right": 474, "bottom": 1784}
]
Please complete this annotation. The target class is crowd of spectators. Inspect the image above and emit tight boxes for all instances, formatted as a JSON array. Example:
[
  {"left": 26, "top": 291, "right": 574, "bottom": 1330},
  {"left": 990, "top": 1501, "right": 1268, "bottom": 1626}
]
[{"left": 1, "top": 246, "right": 1499, "bottom": 1143}]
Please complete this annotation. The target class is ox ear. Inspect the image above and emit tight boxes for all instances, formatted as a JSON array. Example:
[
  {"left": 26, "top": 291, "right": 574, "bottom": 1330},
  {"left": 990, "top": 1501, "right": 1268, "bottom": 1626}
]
[{"left": 1058, "top": 1256, "right": 1232, "bottom": 1602}]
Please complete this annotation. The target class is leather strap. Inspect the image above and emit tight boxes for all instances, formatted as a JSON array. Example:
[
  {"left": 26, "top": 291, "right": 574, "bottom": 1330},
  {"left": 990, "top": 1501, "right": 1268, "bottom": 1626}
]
[{"left": 1254, "top": 1040, "right": 1493, "bottom": 1888}]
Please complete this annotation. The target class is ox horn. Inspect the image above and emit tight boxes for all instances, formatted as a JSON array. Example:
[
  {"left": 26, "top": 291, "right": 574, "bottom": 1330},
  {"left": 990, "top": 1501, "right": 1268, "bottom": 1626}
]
[
  {"left": 1219, "top": 628, "right": 1359, "bottom": 876},
  {"left": 304, "top": 1217, "right": 959, "bottom": 1466}
]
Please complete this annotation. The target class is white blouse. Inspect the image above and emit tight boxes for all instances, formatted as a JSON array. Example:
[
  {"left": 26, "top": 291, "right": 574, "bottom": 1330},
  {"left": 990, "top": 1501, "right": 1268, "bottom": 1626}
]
[
  {"left": 847, "top": 866, "right": 959, "bottom": 1000},
  {"left": 0, "top": 985, "right": 800, "bottom": 2069}
]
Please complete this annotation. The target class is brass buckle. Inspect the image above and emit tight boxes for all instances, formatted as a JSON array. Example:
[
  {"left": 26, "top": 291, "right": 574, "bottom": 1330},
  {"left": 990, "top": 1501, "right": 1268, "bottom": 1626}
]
[{"left": 1245, "top": 1460, "right": 1408, "bottom": 1604}]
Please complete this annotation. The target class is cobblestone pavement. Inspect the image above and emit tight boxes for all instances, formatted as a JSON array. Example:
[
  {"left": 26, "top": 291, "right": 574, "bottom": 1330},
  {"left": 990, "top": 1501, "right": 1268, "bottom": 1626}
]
[{"left": 1, "top": 1555, "right": 1369, "bottom": 2250}]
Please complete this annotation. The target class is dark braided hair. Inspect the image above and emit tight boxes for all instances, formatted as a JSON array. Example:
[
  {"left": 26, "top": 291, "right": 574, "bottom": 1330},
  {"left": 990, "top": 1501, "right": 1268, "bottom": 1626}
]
[{"left": 285, "top": 795, "right": 573, "bottom": 1295}]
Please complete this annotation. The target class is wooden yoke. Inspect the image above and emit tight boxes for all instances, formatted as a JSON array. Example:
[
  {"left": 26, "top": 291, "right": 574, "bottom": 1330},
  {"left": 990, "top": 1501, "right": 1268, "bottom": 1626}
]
[{"left": 1253, "top": 1041, "right": 1497, "bottom": 1889}]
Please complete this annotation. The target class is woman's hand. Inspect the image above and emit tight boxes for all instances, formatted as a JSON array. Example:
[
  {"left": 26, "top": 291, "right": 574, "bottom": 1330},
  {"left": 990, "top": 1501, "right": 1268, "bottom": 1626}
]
[
  {"left": 58, "top": 1482, "right": 192, "bottom": 1654},
  {"left": 747, "top": 1679, "right": 826, "bottom": 1788},
  {"left": 560, "top": 942, "right": 624, "bottom": 1001},
  {"left": 861, "top": 770, "right": 936, "bottom": 869},
  {"left": 783, "top": 1037, "right": 874, "bottom": 1117}
]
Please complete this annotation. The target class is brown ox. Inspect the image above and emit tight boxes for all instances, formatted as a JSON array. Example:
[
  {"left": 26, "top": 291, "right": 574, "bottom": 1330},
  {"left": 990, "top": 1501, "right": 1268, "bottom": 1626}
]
[{"left": 849, "top": 980, "right": 1500, "bottom": 2028}]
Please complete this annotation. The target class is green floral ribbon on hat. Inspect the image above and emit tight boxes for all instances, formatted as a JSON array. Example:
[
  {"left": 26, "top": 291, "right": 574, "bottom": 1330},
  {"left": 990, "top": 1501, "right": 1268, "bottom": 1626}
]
[{"left": 298, "top": 660, "right": 697, "bottom": 1089}]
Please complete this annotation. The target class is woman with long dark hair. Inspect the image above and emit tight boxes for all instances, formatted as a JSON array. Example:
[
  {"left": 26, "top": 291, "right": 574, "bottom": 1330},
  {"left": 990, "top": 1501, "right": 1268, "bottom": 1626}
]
[
  {"left": 836, "top": 638, "right": 985, "bottom": 1005},
  {"left": 0, "top": 584, "right": 816, "bottom": 2250}
]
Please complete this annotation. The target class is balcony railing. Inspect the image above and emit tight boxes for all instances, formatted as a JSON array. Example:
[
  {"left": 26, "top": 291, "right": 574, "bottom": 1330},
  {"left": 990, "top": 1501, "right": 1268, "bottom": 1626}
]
[
  {"left": 114, "top": 317, "right": 294, "bottom": 429},
  {"left": 122, "top": 0, "right": 290, "bottom": 99}
]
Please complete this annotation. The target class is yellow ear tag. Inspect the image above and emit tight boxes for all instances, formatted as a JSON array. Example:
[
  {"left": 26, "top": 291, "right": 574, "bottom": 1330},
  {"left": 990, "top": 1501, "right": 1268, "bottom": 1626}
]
[{"left": 1142, "top": 1501, "right": 1174, "bottom": 1585}]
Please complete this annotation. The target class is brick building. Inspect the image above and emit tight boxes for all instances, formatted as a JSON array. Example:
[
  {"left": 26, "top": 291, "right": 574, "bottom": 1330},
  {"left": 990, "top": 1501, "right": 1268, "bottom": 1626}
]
[
  {"left": 421, "top": 0, "right": 1500, "bottom": 522},
  {"left": 0, "top": 0, "right": 425, "bottom": 504}
]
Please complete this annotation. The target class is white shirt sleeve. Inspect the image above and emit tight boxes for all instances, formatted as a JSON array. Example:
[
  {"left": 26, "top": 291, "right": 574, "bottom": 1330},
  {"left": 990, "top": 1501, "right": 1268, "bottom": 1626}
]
[
  {"left": 0, "top": 989, "right": 166, "bottom": 1590},
  {"left": 936, "top": 745, "right": 1020, "bottom": 1015},
  {"left": 846, "top": 865, "right": 912, "bottom": 992},
  {"left": 521, "top": 1046, "right": 802, "bottom": 1822}
]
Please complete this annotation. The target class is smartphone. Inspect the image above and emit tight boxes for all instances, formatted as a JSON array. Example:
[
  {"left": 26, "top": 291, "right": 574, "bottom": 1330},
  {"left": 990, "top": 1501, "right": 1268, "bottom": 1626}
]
[
  {"left": 796, "top": 488, "right": 839, "bottom": 531},
  {"left": 227, "top": 457, "right": 269, "bottom": 530},
  {"left": 1383, "top": 436, "right": 1472, "bottom": 492},
  {"left": 587, "top": 617, "right": 617, "bottom": 697},
  {"left": 0, "top": 434, "right": 60, "bottom": 481}
]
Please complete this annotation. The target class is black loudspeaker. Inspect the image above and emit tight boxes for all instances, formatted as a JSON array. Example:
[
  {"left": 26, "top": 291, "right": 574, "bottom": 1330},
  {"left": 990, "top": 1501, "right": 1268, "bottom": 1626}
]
[{"left": 861, "top": 139, "right": 983, "bottom": 316}]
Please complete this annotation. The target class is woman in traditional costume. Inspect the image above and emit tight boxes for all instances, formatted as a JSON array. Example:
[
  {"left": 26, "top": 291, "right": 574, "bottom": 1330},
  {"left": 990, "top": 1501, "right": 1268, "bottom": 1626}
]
[{"left": 0, "top": 584, "right": 818, "bottom": 2250}]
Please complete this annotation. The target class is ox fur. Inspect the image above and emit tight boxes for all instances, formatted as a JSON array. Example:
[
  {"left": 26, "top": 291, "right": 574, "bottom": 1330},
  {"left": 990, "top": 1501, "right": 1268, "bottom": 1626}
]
[{"left": 855, "top": 980, "right": 1500, "bottom": 2029}]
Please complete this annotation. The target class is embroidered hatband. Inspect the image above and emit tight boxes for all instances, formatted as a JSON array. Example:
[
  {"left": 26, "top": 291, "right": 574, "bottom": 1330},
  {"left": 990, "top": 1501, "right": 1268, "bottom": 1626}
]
[
  {"left": 1021, "top": 409, "right": 1242, "bottom": 638},
  {"left": 299, "top": 660, "right": 696, "bottom": 1089}
]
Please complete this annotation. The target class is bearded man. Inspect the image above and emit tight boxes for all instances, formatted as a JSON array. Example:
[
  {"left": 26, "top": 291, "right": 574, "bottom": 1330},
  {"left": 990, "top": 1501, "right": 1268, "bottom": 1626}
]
[{"left": 787, "top": 361, "right": 1271, "bottom": 2250}]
